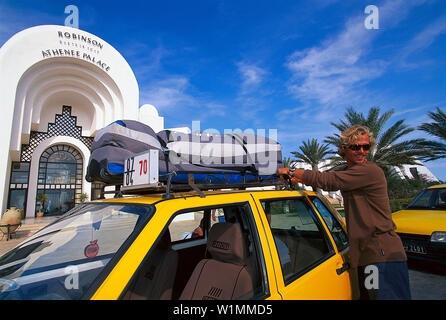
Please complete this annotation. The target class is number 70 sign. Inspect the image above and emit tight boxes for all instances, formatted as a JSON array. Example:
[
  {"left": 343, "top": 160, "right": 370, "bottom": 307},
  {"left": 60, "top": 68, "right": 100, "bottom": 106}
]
[{"left": 123, "top": 150, "right": 159, "bottom": 188}]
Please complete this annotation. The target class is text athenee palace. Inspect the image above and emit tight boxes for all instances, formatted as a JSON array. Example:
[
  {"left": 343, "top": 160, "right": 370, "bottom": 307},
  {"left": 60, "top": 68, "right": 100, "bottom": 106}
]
[{"left": 40, "top": 31, "right": 111, "bottom": 72}]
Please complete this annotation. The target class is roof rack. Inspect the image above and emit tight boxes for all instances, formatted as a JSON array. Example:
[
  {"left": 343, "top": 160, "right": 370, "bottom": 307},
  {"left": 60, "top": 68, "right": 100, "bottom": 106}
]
[
  {"left": 98, "top": 151, "right": 289, "bottom": 199},
  {"left": 115, "top": 170, "right": 288, "bottom": 199}
]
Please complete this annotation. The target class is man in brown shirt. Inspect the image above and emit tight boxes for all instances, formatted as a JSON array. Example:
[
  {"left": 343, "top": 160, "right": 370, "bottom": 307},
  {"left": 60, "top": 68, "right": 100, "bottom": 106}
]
[{"left": 278, "top": 125, "right": 411, "bottom": 300}]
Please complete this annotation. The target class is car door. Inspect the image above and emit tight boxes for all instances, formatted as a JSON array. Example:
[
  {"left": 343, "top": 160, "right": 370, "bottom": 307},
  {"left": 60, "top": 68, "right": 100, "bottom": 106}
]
[
  {"left": 306, "top": 194, "right": 359, "bottom": 299},
  {"left": 251, "top": 191, "right": 354, "bottom": 300},
  {"left": 95, "top": 192, "right": 283, "bottom": 300}
]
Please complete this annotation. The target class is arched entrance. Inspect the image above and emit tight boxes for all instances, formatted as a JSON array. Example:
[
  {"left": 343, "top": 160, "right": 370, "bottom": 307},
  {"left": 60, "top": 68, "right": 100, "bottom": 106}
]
[{"left": 36, "top": 145, "right": 83, "bottom": 216}]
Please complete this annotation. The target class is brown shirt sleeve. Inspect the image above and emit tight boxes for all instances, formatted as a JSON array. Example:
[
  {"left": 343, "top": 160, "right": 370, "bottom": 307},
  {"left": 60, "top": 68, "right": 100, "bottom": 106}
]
[{"left": 302, "top": 163, "right": 380, "bottom": 192}]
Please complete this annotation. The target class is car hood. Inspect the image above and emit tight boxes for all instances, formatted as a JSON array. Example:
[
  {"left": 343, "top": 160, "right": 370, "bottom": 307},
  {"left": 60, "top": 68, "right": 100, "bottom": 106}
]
[{"left": 392, "top": 209, "right": 446, "bottom": 236}]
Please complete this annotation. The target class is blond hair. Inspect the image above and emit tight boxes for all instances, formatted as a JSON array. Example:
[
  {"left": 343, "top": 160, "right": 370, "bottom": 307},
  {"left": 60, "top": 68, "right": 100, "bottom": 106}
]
[{"left": 338, "top": 125, "right": 376, "bottom": 156}]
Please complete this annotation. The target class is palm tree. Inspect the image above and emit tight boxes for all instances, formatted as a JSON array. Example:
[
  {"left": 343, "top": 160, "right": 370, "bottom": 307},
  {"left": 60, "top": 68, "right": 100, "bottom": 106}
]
[
  {"left": 418, "top": 107, "right": 446, "bottom": 160},
  {"left": 282, "top": 156, "right": 294, "bottom": 168},
  {"left": 324, "top": 107, "right": 434, "bottom": 175},
  {"left": 78, "top": 192, "right": 89, "bottom": 203},
  {"left": 291, "top": 139, "right": 333, "bottom": 192},
  {"left": 291, "top": 138, "right": 333, "bottom": 171}
]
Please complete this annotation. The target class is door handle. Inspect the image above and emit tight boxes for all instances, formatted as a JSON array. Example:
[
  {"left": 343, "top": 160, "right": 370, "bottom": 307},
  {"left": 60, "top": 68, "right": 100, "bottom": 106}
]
[{"left": 336, "top": 262, "right": 350, "bottom": 275}]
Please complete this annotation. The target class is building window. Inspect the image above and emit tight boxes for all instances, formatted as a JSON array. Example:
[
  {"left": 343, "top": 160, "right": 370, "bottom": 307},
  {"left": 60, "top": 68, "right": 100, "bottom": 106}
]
[
  {"left": 91, "top": 182, "right": 105, "bottom": 200},
  {"left": 8, "top": 189, "right": 27, "bottom": 212},
  {"left": 409, "top": 167, "right": 420, "bottom": 180},
  {"left": 36, "top": 145, "right": 83, "bottom": 216},
  {"left": 7, "top": 162, "right": 30, "bottom": 212},
  {"left": 11, "top": 162, "right": 30, "bottom": 184}
]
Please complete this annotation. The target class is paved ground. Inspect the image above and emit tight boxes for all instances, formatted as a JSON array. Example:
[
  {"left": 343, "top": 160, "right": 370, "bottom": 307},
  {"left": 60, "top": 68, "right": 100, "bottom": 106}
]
[
  {"left": 0, "top": 217, "right": 445, "bottom": 300},
  {"left": 408, "top": 260, "right": 446, "bottom": 300},
  {"left": 0, "top": 217, "right": 56, "bottom": 255}
]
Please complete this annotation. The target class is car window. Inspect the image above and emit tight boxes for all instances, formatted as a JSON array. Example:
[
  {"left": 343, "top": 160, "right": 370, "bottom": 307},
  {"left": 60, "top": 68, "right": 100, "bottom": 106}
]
[
  {"left": 0, "top": 203, "right": 154, "bottom": 300},
  {"left": 123, "top": 203, "right": 267, "bottom": 300},
  {"left": 310, "top": 197, "right": 349, "bottom": 252},
  {"left": 408, "top": 188, "right": 446, "bottom": 210},
  {"left": 170, "top": 210, "right": 205, "bottom": 242},
  {"left": 260, "top": 198, "right": 333, "bottom": 285},
  {"left": 408, "top": 189, "right": 434, "bottom": 209},
  {"left": 168, "top": 208, "right": 222, "bottom": 243},
  {"left": 435, "top": 189, "right": 446, "bottom": 208}
]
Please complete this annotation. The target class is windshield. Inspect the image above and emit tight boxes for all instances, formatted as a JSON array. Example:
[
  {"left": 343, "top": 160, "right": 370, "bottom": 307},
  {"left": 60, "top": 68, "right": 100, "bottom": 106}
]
[
  {"left": 408, "top": 188, "right": 446, "bottom": 210},
  {"left": 0, "top": 203, "right": 154, "bottom": 300}
]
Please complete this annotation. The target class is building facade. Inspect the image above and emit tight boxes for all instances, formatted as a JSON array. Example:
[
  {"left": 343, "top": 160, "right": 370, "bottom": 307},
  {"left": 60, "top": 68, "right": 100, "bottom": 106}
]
[{"left": 0, "top": 25, "right": 165, "bottom": 218}]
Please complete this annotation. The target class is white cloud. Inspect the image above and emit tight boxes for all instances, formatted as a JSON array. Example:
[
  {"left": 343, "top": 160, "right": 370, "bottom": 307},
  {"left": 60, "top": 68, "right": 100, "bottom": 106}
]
[
  {"left": 237, "top": 61, "right": 267, "bottom": 94},
  {"left": 142, "top": 76, "right": 196, "bottom": 110},
  {"left": 285, "top": 0, "right": 427, "bottom": 108},
  {"left": 141, "top": 76, "right": 229, "bottom": 123},
  {"left": 399, "top": 16, "right": 446, "bottom": 66},
  {"left": 394, "top": 105, "right": 433, "bottom": 117},
  {"left": 124, "top": 44, "right": 170, "bottom": 78},
  {"left": 285, "top": 13, "right": 384, "bottom": 106},
  {"left": 203, "top": 102, "right": 227, "bottom": 117}
]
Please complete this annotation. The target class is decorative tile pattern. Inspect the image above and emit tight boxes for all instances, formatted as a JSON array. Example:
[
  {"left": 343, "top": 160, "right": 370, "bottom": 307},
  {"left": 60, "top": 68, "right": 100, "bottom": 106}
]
[{"left": 20, "top": 106, "right": 93, "bottom": 161}]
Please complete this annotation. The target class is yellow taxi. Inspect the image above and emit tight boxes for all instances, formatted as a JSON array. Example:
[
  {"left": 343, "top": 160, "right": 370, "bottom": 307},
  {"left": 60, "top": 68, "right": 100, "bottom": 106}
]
[
  {"left": 393, "top": 184, "right": 446, "bottom": 264},
  {"left": 0, "top": 188, "right": 357, "bottom": 300}
]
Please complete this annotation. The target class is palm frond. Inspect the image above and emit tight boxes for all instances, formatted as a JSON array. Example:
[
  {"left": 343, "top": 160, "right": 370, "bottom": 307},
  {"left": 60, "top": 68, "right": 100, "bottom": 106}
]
[
  {"left": 418, "top": 107, "right": 446, "bottom": 141},
  {"left": 325, "top": 106, "right": 435, "bottom": 176},
  {"left": 291, "top": 138, "right": 334, "bottom": 171}
]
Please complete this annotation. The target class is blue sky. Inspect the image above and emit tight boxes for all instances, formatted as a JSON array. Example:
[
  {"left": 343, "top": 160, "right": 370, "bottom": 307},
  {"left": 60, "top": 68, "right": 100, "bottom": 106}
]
[{"left": 1, "top": 0, "right": 446, "bottom": 180}]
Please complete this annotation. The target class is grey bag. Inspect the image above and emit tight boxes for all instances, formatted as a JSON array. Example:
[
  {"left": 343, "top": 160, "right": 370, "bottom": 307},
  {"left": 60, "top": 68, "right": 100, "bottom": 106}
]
[{"left": 86, "top": 120, "right": 282, "bottom": 185}]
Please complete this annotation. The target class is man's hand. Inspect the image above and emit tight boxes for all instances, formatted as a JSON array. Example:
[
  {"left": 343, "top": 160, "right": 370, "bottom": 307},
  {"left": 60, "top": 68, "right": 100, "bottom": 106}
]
[
  {"left": 277, "top": 167, "right": 305, "bottom": 184},
  {"left": 277, "top": 167, "right": 290, "bottom": 176}
]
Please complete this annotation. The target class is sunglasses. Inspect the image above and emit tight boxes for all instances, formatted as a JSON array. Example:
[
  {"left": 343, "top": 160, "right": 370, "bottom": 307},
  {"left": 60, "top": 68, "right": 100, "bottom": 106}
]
[{"left": 349, "top": 144, "right": 371, "bottom": 151}]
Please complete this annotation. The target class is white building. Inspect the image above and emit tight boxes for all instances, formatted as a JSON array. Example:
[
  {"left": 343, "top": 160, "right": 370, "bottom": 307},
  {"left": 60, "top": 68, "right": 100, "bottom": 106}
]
[
  {"left": 394, "top": 163, "right": 439, "bottom": 182},
  {"left": 290, "top": 161, "right": 344, "bottom": 205},
  {"left": 0, "top": 25, "right": 167, "bottom": 218}
]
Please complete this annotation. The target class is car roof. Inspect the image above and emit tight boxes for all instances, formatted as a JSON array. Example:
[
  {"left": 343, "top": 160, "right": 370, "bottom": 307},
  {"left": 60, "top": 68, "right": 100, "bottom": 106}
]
[
  {"left": 90, "top": 189, "right": 317, "bottom": 205},
  {"left": 427, "top": 184, "right": 446, "bottom": 189}
]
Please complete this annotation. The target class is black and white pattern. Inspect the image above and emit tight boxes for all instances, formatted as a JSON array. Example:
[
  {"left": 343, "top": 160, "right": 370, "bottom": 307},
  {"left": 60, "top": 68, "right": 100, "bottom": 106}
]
[{"left": 20, "top": 106, "right": 93, "bottom": 162}]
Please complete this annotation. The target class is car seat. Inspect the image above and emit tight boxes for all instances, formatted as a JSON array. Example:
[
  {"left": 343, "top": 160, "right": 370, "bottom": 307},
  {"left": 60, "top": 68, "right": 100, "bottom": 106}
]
[
  {"left": 179, "top": 222, "right": 254, "bottom": 300},
  {"left": 123, "top": 230, "right": 178, "bottom": 300}
]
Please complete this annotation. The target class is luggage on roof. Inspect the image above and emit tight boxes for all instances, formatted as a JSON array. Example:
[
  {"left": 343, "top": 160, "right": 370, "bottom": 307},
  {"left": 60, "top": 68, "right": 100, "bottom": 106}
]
[{"left": 86, "top": 120, "right": 282, "bottom": 186}]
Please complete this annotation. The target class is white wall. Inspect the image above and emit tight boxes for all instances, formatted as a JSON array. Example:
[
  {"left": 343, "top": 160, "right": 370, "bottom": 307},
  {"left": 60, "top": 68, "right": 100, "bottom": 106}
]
[
  {"left": 138, "top": 104, "right": 164, "bottom": 133},
  {"left": 395, "top": 163, "right": 439, "bottom": 182},
  {"left": 37, "top": 91, "right": 95, "bottom": 135}
]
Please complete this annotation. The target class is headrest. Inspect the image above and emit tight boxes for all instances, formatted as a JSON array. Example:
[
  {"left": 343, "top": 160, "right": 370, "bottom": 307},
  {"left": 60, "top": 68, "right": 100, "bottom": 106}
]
[{"left": 207, "top": 223, "right": 247, "bottom": 265}]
